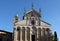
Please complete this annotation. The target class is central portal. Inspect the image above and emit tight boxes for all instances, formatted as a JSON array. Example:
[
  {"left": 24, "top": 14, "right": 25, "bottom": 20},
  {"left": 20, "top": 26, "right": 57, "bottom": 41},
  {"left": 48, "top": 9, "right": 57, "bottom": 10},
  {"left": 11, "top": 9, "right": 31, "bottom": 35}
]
[{"left": 32, "top": 35, "right": 35, "bottom": 41}]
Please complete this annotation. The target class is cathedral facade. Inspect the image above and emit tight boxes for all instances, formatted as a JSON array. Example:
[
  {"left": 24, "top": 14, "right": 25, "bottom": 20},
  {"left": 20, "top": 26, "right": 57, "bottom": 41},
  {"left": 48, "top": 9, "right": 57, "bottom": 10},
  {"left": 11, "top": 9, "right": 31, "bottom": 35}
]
[{"left": 14, "top": 5, "right": 52, "bottom": 41}]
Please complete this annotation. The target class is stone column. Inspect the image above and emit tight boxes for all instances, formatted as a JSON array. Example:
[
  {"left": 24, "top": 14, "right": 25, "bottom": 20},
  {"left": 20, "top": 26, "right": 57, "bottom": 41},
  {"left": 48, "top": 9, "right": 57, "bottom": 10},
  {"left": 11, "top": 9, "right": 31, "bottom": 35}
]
[
  {"left": 30, "top": 28, "right": 32, "bottom": 41},
  {"left": 41, "top": 28, "right": 45, "bottom": 41},
  {"left": 27, "top": 27, "right": 30, "bottom": 41},
  {"left": 38, "top": 28, "right": 41, "bottom": 41},
  {"left": 45, "top": 29, "right": 48, "bottom": 41},
  {"left": 20, "top": 27, "right": 22, "bottom": 41},
  {"left": 14, "top": 28, "right": 17, "bottom": 41},
  {"left": 43, "top": 28, "right": 46, "bottom": 41},
  {"left": 25, "top": 27, "right": 27, "bottom": 41},
  {"left": 35, "top": 28, "right": 37, "bottom": 41}
]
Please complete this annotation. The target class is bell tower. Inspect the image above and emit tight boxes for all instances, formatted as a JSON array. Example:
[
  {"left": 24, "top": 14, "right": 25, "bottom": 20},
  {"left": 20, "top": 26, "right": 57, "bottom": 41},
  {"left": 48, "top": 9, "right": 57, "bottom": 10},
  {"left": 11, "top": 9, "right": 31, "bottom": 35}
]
[{"left": 14, "top": 14, "right": 19, "bottom": 23}]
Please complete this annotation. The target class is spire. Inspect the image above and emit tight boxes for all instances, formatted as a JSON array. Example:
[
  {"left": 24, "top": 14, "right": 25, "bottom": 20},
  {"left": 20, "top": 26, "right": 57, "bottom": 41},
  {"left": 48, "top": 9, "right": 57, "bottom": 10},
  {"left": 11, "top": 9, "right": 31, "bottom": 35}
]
[
  {"left": 16, "top": 13, "right": 18, "bottom": 17},
  {"left": 24, "top": 7, "right": 26, "bottom": 16},
  {"left": 14, "top": 13, "right": 19, "bottom": 23},
  {"left": 32, "top": 2, "right": 34, "bottom": 10},
  {"left": 39, "top": 8, "right": 42, "bottom": 17}
]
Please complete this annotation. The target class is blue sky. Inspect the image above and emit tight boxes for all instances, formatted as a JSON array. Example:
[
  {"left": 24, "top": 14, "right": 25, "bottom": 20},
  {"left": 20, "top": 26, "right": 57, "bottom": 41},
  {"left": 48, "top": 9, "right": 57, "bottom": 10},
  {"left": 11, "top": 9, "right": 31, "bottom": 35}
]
[{"left": 0, "top": 0, "right": 60, "bottom": 41}]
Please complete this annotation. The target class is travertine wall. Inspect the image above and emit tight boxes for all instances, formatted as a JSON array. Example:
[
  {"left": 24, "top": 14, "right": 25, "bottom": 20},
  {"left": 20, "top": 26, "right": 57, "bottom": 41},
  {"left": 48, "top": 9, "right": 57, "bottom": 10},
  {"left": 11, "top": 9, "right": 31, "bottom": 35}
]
[
  {"left": 0, "top": 30, "right": 12, "bottom": 41},
  {"left": 14, "top": 25, "right": 51, "bottom": 41},
  {"left": 14, "top": 9, "right": 51, "bottom": 41}
]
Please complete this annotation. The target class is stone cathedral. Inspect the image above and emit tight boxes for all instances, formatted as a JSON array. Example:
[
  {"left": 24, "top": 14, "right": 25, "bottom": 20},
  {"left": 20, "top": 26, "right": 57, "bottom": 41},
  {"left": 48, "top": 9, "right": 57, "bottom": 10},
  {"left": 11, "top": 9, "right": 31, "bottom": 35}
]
[{"left": 14, "top": 4, "right": 52, "bottom": 41}]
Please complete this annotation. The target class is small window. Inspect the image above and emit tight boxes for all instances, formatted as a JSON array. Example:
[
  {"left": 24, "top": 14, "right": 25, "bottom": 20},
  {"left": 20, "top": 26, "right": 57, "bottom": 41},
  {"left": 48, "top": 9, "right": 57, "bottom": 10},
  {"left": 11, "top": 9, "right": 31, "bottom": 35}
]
[
  {"left": 17, "top": 27, "right": 20, "bottom": 40},
  {"left": 31, "top": 14, "right": 34, "bottom": 16},
  {"left": 46, "top": 28, "right": 50, "bottom": 31},
  {"left": 17, "top": 27, "right": 20, "bottom": 31},
  {"left": 15, "top": 16, "right": 18, "bottom": 20},
  {"left": 31, "top": 20, "right": 35, "bottom": 25}
]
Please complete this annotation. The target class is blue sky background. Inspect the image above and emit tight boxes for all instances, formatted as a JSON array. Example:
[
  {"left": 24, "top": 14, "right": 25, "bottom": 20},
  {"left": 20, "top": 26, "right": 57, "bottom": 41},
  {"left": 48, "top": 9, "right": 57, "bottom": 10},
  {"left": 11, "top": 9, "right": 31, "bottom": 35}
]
[{"left": 0, "top": 0, "right": 60, "bottom": 41}]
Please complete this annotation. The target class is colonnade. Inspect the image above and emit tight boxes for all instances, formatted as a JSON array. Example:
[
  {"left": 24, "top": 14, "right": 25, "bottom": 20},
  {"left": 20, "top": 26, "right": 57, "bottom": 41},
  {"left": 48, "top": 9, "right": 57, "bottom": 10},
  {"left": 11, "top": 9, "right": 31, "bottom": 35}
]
[{"left": 14, "top": 26, "right": 51, "bottom": 41}]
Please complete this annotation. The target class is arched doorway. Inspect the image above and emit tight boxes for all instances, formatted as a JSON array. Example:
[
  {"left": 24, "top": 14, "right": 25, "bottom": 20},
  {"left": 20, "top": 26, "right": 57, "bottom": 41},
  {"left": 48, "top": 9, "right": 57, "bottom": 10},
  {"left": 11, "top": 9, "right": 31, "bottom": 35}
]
[
  {"left": 32, "top": 26, "right": 37, "bottom": 41},
  {"left": 32, "top": 34, "right": 35, "bottom": 41}
]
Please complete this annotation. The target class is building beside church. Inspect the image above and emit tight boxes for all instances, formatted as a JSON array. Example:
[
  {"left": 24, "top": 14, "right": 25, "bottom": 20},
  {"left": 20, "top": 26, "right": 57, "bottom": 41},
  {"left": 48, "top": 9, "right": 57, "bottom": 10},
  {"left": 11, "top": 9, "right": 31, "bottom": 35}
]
[
  {"left": 0, "top": 30, "right": 12, "bottom": 41},
  {"left": 14, "top": 4, "right": 52, "bottom": 41}
]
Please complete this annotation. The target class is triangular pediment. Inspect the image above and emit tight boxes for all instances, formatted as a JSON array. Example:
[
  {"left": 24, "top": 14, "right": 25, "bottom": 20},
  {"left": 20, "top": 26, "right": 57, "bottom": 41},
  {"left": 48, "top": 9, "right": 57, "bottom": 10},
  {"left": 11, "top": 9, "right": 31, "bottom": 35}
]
[{"left": 26, "top": 9, "right": 41, "bottom": 17}]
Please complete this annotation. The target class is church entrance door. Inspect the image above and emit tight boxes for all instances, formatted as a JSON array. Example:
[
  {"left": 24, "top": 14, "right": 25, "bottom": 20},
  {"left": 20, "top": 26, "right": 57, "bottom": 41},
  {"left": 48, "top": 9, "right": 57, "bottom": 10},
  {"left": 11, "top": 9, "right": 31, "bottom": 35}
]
[{"left": 32, "top": 35, "right": 35, "bottom": 41}]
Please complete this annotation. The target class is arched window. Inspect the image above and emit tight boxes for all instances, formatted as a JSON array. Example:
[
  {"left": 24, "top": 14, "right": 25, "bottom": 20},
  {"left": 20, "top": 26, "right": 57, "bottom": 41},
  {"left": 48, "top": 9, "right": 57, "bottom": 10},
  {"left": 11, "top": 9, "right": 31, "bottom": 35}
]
[
  {"left": 46, "top": 28, "right": 50, "bottom": 35},
  {"left": 46, "top": 28, "right": 50, "bottom": 41},
  {"left": 15, "top": 16, "right": 18, "bottom": 20},
  {"left": 31, "top": 20, "right": 35, "bottom": 25},
  {"left": 42, "top": 28, "right": 45, "bottom": 32},
  {"left": 22, "top": 27, "right": 25, "bottom": 41},
  {"left": 46, "top": 28, "right": 50, "bottom": 32},
  {"left": 15, "top": 16, "right": 18, "bottom": 23},
  {"left": 42, "top": 28, "right": 45, "bottom": 36},
  {"left": 17, "top": 27, "right": 20, "bottom": 41},
  {"left": 38, "top": 28, "right": 41, "bottom": 35}
]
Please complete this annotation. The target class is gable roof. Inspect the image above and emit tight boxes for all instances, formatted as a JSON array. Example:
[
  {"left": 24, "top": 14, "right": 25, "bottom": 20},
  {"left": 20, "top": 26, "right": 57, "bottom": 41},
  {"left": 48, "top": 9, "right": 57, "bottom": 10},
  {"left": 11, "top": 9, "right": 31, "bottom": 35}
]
[
  {"left": 0, "top": 30, "right": 13, "bottom": 34},
  {"left": 24, "top": 9, "right": 51, "bottom": 26},
  {"left": 42, "top": 20, "right": 51, "bottom": 26},
  {"left": 25, "top": 9, "right": 41, "bottom": 17}
]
